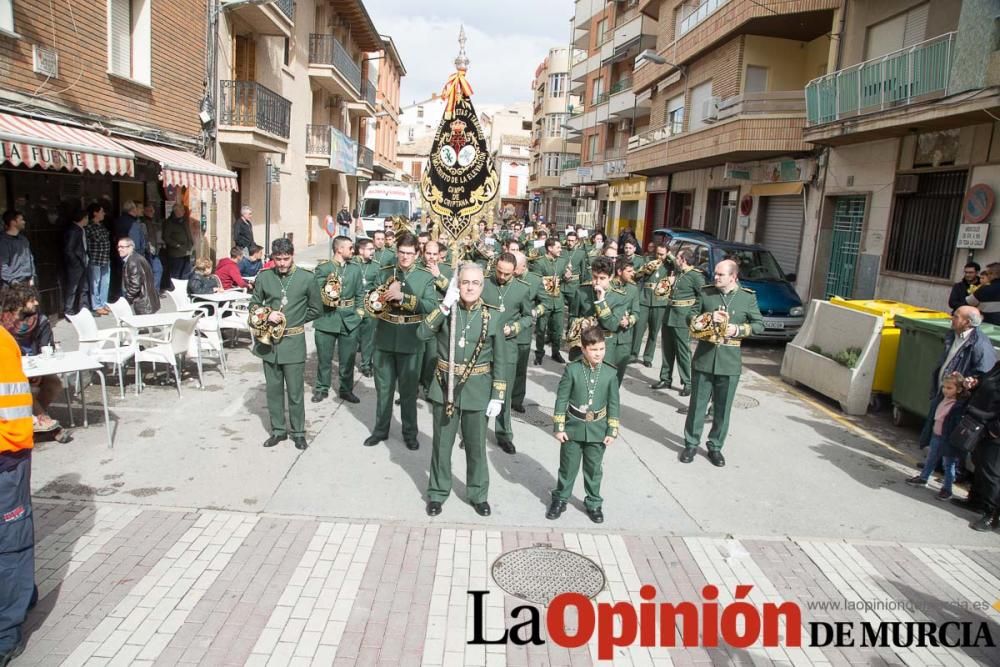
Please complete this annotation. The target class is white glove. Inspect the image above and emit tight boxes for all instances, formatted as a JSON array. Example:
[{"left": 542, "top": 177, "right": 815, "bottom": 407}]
[
  {"left": 442, "top": 276, "right": 460, "bottom": 311},
  {"left": 485, "top": 399, "right": 503, "bottom": 418}
]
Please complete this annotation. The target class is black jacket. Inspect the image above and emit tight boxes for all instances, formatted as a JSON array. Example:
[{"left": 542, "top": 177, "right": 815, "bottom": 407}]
[
  {"left": 233, "top": 217, "right": 255, "bottom": 251},
  {"left": 63, "top": 224, "right": 89, "bottom": 272},
  {"left": 122, "top": 252, "right": 160, "bottom": 314},
  {"left": 949, "top": 278, "right": 979, "bottom": 311}
]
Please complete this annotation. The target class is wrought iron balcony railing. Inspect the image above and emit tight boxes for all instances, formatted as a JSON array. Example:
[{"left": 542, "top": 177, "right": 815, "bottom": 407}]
[
  {"left": 306, "top": 125, "right": 331, "bottom": 155},
  {"left": 219, "top": 80, "right": 291, "bottom": 139},
  {"left": 308, "top": 34, "right": 363, "bottom": 94}
]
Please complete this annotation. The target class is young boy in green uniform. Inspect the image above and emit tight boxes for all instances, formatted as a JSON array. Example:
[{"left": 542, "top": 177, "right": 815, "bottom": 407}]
[{"left": 548, "top": 325, "right": 620, "bottom": 524}]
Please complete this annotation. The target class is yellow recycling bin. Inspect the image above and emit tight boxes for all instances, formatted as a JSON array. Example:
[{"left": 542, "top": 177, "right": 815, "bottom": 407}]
[{"left": 828, "top": 298, "right": 950, "bottom": 404}]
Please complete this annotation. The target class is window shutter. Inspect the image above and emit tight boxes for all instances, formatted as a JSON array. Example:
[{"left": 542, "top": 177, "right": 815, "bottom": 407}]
[
  {"left": 903, "top": 3, "right": 929, "bottom": 46},
  {"left": 109, "top": 0, "right": 131, "bottom": 76}
]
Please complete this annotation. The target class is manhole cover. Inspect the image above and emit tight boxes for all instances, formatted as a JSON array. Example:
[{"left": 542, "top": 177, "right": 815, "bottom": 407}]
[
  {"left": 491, "top": 546, "right": 605, "bottom": 605},
  {"left": 733, "top": 394, "right": 759, "bottom": 409}
]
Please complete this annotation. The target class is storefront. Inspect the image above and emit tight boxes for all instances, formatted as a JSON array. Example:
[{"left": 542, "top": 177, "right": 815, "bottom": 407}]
[{"left": 607, "top": 177, "right": 647, "bottom": 245}]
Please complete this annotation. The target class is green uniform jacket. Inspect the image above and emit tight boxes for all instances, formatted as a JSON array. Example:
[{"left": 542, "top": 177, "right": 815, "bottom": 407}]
[
  {"left": 666, "top": 267, "right": 706, "bottom": 327},
  {"left": 553, "top": 360, "right": 620, "bottom": 441},
  {"left": 372, "top": 247, "right": 396, "bottom": 268},
  {"left": 417, "top": 303, "right": 512, "bottom": 410},
  {"left": 517, "top": 272, "right": 545, "bottom": 346},
  {"left": 689, "top": 285, "right": 765, "bottom": 376},
  {"left": 623, "top": 253, "right": 645, "bottom": 273},
  {"left": 417, "top": 260, "right": 453, "bottom": 295},
  {"left": 636, "top": 260, "right": 674, "bottom": 308},
  {"left": 371, "top": 264, "right": 437, "bottom": 352},
  {"left": 481, "top": 277, "right": 534, "bottom": 342},
  {"left": 594, "top": 280, "right": 639, "bottom": 350},
  {"left": 313, "top": 259, "right": 365, "bottom": 333},
  {"left": 249, "top": 266, "right": 322, "bottom": 364},
  {"left": 561, "top": 245, "right": 588, "bottom": 298},
  {"left": 530, "top": 254, "right": 570, "bottom": 312}
]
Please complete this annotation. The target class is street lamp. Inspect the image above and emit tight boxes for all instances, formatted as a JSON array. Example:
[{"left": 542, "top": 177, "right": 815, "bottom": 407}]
[{"left": 635, "top": 49, "right": 687, "bottom": 78}]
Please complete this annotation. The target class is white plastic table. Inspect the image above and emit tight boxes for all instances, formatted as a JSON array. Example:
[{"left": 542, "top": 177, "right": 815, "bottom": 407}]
[
  {"left": 121, "top": 312, "right": 193, "bottom": 394},
  {"left": 22, "top": 352, "right": 114, "bottom": 448}
]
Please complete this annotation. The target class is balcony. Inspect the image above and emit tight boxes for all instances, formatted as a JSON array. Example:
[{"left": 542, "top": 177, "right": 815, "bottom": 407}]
[
  {"left": 805, "top": 32, "right": 956, "bottom": 128},
  {"left": 678, "top": 0, "right": 730, "bottom": 38},
  {"left": 305, "top": 124, "right": 332, "bottom": 169},
  {"left": 218, "top": 80, "right": 291, "bottom": 153},
  {"left": 358, "top": 145, "right": 374, "bottom": 173},
  {"left": 561, "top": 158, "right": 581, "bottom": 170},
  {"left": 222, "top": 0, "right": 294, "bottom": 38},
  {"left": 308, "top": 34, "right": 363, "bottom": 100}
]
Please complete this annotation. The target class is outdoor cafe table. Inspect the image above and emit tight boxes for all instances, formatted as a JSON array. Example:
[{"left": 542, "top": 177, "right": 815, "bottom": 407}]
[
  {"left": 121, "top": 311, "right": 193, "bottom": 394},
  {"left": 22, "top": 351, "right": 114, "bottom": 448}
]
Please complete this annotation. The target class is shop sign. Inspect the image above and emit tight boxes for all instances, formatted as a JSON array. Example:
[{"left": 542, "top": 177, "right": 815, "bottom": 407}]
[
  {"left": 956, "top": 223, "right": 988, "bottom": 249},
  {"left": 725, "top": 163, "right": 753, "bottom": 180}
]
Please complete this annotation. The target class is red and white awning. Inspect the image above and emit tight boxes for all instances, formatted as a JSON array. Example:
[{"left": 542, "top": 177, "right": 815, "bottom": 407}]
[
  {"left": 116, "top": 139, "right": 239, "bottom": 192},
  {"left": 0, "top": 112, "right": 134, "bottom": 176}
]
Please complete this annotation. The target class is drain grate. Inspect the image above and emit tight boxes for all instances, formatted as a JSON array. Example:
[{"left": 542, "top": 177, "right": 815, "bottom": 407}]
[
  {"left": 733, "top": 394, "right": 759, "bottom": 409},
  {"left": 491, "top": 546, "right": 605, "bottom": 605}
]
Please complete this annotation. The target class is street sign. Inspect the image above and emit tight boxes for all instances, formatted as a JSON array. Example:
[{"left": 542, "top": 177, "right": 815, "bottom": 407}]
[
  {"left": 963, "top": 183, "right": 994, "bottom": 223},
  {"left": 956, "top": 223, "right": 988, "bottom": 249},
  {"left": 325, "top": 215, "right": 337, "bottom": 237}
]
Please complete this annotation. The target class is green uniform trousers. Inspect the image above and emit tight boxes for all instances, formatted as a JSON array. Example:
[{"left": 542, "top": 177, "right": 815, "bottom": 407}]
[
  {"left": 511, "top": 344, "right": 531, "bottom": 408},
  {"left": 535, "top": 309, "right": 563, "bottom": 354},
  {"left": 493, "top": 351, "right": 518, "bottom": 441},
  {"left": 563, "top": 293, "right": 575, "bottom": 328},
  {"left": 428, "top": 403, "right": 489, "bottom": 503},
  {"left": 372, "top": 349, "right": 422, "bottom": 441},
  {"left": 357, "top": 317, "right": 375, "bottom": 373},
  {"left": 683, "top": 370, "right": 739, "bottom": 451},
  {"left": 263, "top": 360, "right": 306, "bottom": 437},
  {"left": 615, "top": 343, "right": 629, "bottom": 387},
  {"left": 660, "top": 325, "right": 693, "bottom": 387},
  {"left": 314, "top": 329, "right": 358, "bottom": 394},
  {"left": 552, "top": 440, "right": 605, "bottom": 510},
  {"left": 419, "top": 338, "right": 437, "bottom": 393},
  {"left": 631, "top": 306, "right": 665, "bottom": 363}
]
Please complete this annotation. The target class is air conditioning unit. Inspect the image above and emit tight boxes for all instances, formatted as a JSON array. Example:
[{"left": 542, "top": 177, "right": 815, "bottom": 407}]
[
  {"left": 618, "top": 118, "right": 632, "bottom": 132},
  {"left": 701, "top": 96, "right": 721, "bottom": 123},
  {"left": 894, "top": 174, "right": 919, "bottom": 194}
]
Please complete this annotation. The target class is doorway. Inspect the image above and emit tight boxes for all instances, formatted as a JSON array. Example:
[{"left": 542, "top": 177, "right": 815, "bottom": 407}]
[{"left": 824, "top": 195, "right": 866, "bottom": 298}]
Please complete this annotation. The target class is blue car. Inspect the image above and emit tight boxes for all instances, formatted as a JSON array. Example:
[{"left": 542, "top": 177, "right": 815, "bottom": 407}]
[{"left": 663, "top": 231, "right": 805, "bottom": 341}]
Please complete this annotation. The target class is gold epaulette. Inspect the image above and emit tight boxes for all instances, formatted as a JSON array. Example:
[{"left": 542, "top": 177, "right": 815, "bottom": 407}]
[
  {"left": 317, "top": 259, "right": 331, "bottom": 265},
  {"left": 741, "top": 286, "right": 756, "bottom": 294}
]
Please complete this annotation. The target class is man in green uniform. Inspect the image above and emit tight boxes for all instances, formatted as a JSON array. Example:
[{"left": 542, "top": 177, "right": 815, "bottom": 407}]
[
  {"left": 249, "top": 238, "right": 322, "bottom": 450},
  {"left": 548, "top": 324, "right": 619, "bottom": 524},
  {"left": 630, "top": 244, "right": 673, "bottom": 367},
  {"left": 312, "top": 236, "right": 364, "bottom": 404},
  {"left": 681, "top": 259, "right": 764, "bottom": 467},
  {"left": 621, "top": 237, "right": 645, "bottom": 272},
  {"left": 653, "top": 248, "right": 705, "bottom": 395},
  {"left": 510, "top": 251, "right": 543, "bottom": 414},
  {"left": 530, "top": 237, "right": 569, "bottom": 364},
  {"left": 421, "top": 263, "right": 511, "bottom": 518},
  {"left": 353, "top": 238, "right": 379, "bottom": 377},
  {"left": 561, "top": 229, "right": 588, "bottom": 323},
  {"left": 371, "top": 229, "right": 396, "bottom": 268},
  {"left": 418, "top": 240, "right": 453, "bottom": 399},
  {"left": 481, "top": 252, "right": 535, "bottom": 454},
  {"left": 593, "top": 257, "right": 639, "bottom": 386},
  {"left": 364, "top": 232, "right": 437, "bottom": 450}
]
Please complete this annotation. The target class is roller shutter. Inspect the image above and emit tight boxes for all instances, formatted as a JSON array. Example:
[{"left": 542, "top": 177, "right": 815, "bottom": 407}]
[{"left": 758, "top": 195, "right": 804, "bottom": 275}]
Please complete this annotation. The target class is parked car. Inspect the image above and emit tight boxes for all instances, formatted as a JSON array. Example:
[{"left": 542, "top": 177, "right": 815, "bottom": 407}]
[
  {"left": 666, "top": 231, "right": 805, "bottom": 341},
  {"left": 652, "top": 227, "right": 714, "bottom": 244}
]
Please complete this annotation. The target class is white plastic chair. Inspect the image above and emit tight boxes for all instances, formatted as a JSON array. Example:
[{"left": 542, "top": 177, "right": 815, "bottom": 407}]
[
  {"left": 218, "top": 301, "right": 251, "bottom": 346},
  {"left": 192, "top": 315, "right": 227, "bottom": 375},
  {"left": 66, "top": 310, "right": 135, "bottom": 398},
  {"left": 106, "top": 298, "right": 134, "bottom": 328},
  {"left": 134, "top": 316, "right": 202, "bottom": 395},
  {"left": 171, "top": 278, "right": 189, "bottom": 297}
]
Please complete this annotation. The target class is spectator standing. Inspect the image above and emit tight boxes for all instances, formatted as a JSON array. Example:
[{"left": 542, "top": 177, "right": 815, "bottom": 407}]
[
  {"left": 118, "top": 237, "right": 159, "bottom": 314},
  {"left": 62, "top": 209, "right": 89, "bottom": 316},
  {"left": 336, "top": 205, "right": 352, "bottom": 237},
  {"left": 906, "top": 372, "right": 966, "bottom": 500},
  {"left": 163, "top": 203, "right": 195, "bottom": 281},
  {"left": 233, "top": 205, "right": 256, "bottom": 254},
  {"left": 954, "top": 361, "right": 1000, "bottom": 531},
  {"left": 0, "top": 211, "right": 35, "bottom": 287},
  {"left": 238, "top": 245, "right": 264, "bottom": 278},
  {"left": 114, "top": 201, "right": 146, "bottom": 256},
  {"left": 188, "top": 257, "right": 222, "bottom": 295},
  {"left": 215, "top": 247, "right": 247, "bottom": 290},
  {"left": 141, "top": 204, "right": 165, "bottom": 292},
  {"left": 966, "top": 262, "right": 1000, "bottom": 325},
  {"left": 949, "top": 262, "right": 980, "bottom": 312},
  {"left": 84, "top": 203, "right": 111, "bottom": 316}
]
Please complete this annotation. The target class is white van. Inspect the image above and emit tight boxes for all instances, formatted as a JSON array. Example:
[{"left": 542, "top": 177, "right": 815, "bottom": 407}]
[{"left": 359, "top": 182, "right": 417, "bottom": 236}]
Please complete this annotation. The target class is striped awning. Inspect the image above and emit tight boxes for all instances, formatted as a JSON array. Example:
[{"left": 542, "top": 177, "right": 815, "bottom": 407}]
[
  {"left": 116, "top": 139, "right": 239, "bottom": 192},
  {"left": 0, "top": 112, "right": 134, "bottom": 176}
]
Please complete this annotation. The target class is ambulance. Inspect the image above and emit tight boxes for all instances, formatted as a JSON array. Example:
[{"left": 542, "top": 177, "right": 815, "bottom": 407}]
[{"left": 359, "top": 181, "right": 418, "bottom": 236}]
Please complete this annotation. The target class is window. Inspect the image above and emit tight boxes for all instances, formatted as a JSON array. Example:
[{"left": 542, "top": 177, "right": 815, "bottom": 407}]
[
  {"left": 591, "top": 77, "right": 605, "bottom": 105},
  {"left": 544, "top": 153, "right": 561, "bottom": 177},
  {"left": 416, "top": 106, "right": 424, "bottom": 119},
  {"left": 549, "top": 73, "right": 567, "bottom": 98},
  {"left": 407, "top": 127, "right": 415, "bottom": 142},
  {"left": 666, "top": 94, "right": 685, "bottom": 134},
  {"left": 283, "top": 38, "right": 290, "bottom": 66},
  {"left": 885, "top": 170, "right": 966, "bottom": 278},
  {"left": 745, "top": 65, "right": 768, "bottom": 93},
  {"left": 545, "top": 114, "right": 568, "bottom": 138},
  {"left": 108, "top": 0, "right": 151, "bottom": 84},
  {"left": 688, "top": 80, "right": 712, "bottom": 131},
  {"left": 586, "top": 134, "right": 598, "bottom": 161},
  {"left": 0, "top": 0, "right": 13, "bottom": 34},
  {"left": 596, "top": 18, "right": 608, "bottom": 44},
  {"left": 864, "top": 3, "right": 928, "bottom": 59},
  {"left": 508, "top": 176, "right": 519, "bottom": 196}
]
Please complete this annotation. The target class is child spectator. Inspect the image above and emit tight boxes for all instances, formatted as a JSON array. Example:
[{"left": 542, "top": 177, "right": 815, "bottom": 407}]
[
  {"left": 907, "top": 372, "right": 967, "bottom": 500},
  {"left": 187, "top": 257, "right": 222, "bottom": 295}
]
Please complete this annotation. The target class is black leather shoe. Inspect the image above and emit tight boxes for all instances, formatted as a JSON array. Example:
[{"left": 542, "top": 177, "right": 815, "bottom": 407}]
[
  {"left": 405, "top": 438, "right": 420, "bottom": 451},
  {"left": 951, "top": 497, "right": 982, "bottom": 513},
  {"left": 970, "top": 513, "right": 999, "bottom": 532},
  {"left": 679, "top": 386, "right": 691, "bottom": 397},
  {"left": 587, "top": 507, "right": 604, "bottom": 524},
  {"left": 363, "top": 435, "right": 385, "bottom": 447},
  {"left": 708, "top": 450, "right": 726, "bottom": 467},
  {"left": 497, "top": 439, "right": 516, "bottom": 455},
  {"left": 651, "top": 380, "right": 671, "bottom": 390},
  {"left": 339, "top": 391, "right": 360, "bottom": 404},
  {"left": 512, "top": 404, "right": 526, "bottom": 413},
  {"left": 311, "top": 391, "right": 328, "bottom": 403},
  {"left": 551, "top": 351, "right": 565, "bottom": 363},
  {"left": 473, "top": 501, "right": 491, "bottom": 517},
  {"left": 534, "top": 354, "right": 543, "bottom": 366},
  {"left": 628, "top": 356, "right": 638, "bottom": 364},
  {"left": 293, "top": 436, "right": 308, "bottom": 451},
  {"left": 360, "top": 367, "right": 373, "bottom": 378},
  {"left": 679, "top": 448, "right": 696, "bottom": 463},
  {"left": 546, "top": 500, "right": 566, "bottom": 520},
  {"left": 643, "top": 361, "right": 652, "bottom": 368},
  {"left": 426, "top": 501, "right": 442, "bottom": 517},
  {"left": 263, "top": 435, "right": 286, "bottom": 448}
]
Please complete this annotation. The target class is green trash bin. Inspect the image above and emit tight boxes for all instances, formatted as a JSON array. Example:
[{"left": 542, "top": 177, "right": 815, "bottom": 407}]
[{"left": 893, "top": 315, "right": 1000, "bottom": 426}]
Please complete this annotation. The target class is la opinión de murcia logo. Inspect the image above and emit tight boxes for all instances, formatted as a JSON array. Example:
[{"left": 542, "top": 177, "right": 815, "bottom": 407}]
[{"left": 467, "top": 585, "right": 997, "bottom": 659}]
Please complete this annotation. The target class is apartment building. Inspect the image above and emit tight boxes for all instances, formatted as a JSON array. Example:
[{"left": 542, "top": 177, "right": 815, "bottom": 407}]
[
  {"left": 0, "top": 0, "right": 234, "bottom": 312},
  {"left": 371, "top": 36, "right": 405, "bottom": 180},
  {"left": 802, "top": 0, "right": 1000, "bottom": 310},
  {"left": 480, "top": 102, "right": 533, "bottom": 154},
  {"left": 565, "top": 0, "right": 658, "bottom": 239},
  {"left": 528, "top": 47, "right": 582, "bottom": 227},
  {"left": 496, "top": 134, "right": 532, "bottom": 219},
  {"left": 625, "top": 0, "right": 838, "bottom": 298},
  {"left": 212, "top": 0, "right": 394, "bottom": 253}
]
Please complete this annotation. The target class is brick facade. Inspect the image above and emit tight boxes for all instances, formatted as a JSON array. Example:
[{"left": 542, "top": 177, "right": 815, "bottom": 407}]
[{"left": 0, "top": 0, "right": 206, "bottom": 142}]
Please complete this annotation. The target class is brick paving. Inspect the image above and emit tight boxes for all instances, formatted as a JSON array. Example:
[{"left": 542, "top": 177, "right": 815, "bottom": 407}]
[{"left": 13, "top": 501, "right": 1000, "bottom": 666}]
